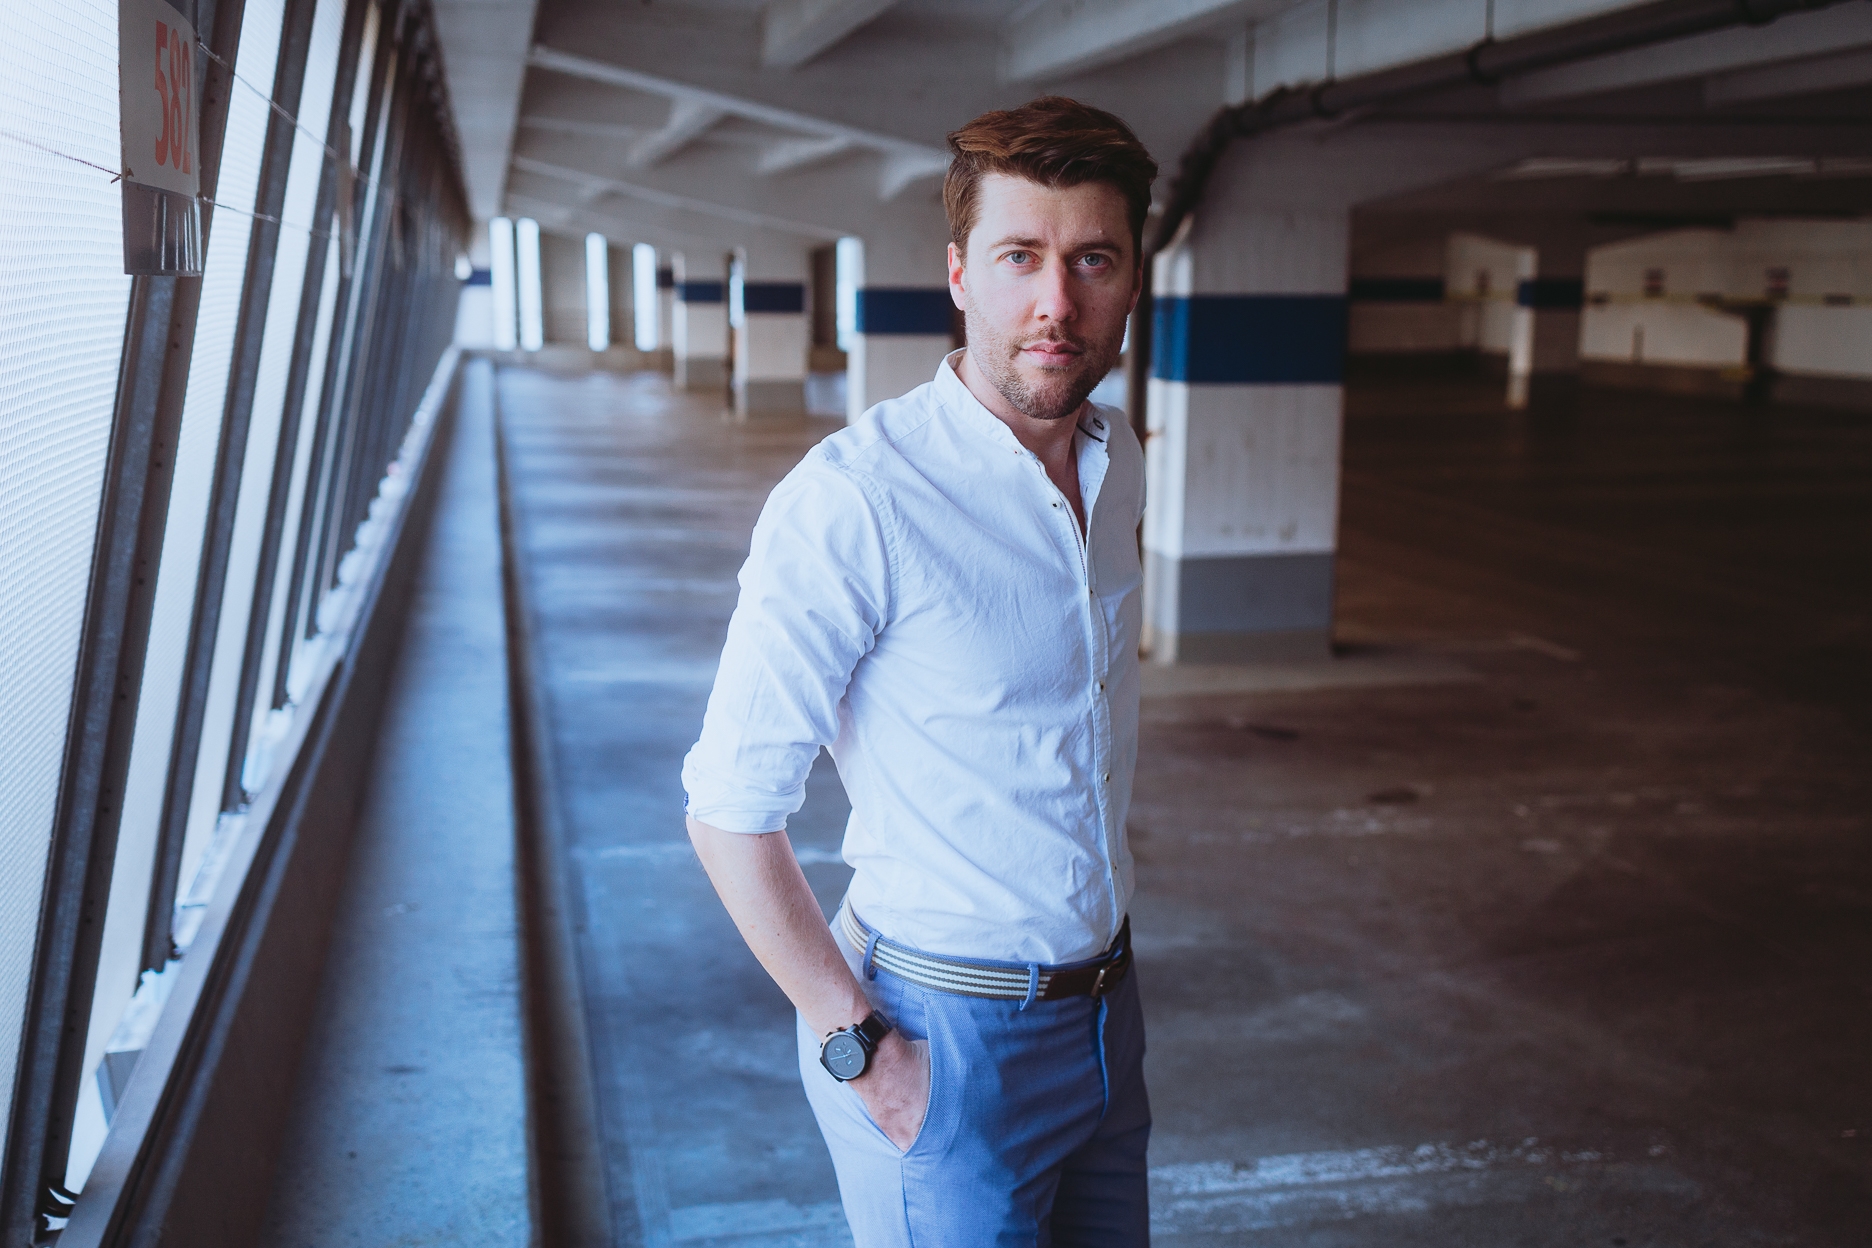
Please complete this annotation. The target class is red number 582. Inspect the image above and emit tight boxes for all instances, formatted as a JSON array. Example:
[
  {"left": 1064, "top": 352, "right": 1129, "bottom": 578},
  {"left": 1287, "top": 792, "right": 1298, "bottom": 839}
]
[{"left": 153, "top": 20, "right": 194, "bottom": 174}]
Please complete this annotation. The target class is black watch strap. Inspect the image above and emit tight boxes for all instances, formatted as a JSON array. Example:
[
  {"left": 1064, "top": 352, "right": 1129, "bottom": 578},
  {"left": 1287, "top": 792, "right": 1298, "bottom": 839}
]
[{"left": 819, "top": 1010, "right": 893, "bottom": 1082}]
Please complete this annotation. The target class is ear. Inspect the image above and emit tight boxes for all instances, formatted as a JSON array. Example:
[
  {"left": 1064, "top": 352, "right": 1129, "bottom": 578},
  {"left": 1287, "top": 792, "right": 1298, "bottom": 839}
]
[{"left": 946, "top": 241, "right": 968, "bottom": 309}]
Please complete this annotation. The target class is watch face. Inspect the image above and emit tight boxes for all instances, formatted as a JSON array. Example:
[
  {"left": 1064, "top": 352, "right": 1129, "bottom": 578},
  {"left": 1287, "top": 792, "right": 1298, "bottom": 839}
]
[{"left": 822, "top": 1031, "right": 867, "bottom": 1080}]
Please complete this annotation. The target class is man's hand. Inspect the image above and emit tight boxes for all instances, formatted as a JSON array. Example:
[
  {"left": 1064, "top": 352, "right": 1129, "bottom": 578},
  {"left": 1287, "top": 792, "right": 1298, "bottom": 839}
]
[
  {"left": 687, "top": 816, "right": 935, "bottom": 1146},
  {"left": 852, "top": 1030, "right": 930, "bottom": 1151}
]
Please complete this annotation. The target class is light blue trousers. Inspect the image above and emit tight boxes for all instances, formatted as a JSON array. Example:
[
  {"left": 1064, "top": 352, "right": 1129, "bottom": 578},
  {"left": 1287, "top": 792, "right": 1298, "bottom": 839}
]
[{"left": 797, "top": 924, "right": 1151, "bottom": 1246}]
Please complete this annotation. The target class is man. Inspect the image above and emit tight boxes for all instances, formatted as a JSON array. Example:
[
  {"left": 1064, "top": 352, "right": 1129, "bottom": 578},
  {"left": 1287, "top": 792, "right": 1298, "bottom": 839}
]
[{"left": 682, "top": 96, "right": 1156, "bottom": 1244}]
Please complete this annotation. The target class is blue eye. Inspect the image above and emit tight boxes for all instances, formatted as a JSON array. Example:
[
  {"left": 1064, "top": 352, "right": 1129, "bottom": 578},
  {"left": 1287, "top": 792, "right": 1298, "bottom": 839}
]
[{"left": 1005, "top": 251, "right": 1030, "bottom": 265}]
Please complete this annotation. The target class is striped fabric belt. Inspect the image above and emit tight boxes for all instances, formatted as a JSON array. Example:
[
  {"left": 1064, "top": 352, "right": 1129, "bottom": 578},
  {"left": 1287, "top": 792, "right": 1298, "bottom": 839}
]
[{"left": 839, "top": 904, "right": 1133, "bottom": 1004}]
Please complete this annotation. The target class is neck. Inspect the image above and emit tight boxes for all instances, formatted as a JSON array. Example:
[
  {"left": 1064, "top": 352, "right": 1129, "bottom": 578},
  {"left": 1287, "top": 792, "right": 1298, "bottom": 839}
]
[{"left": 953, "top": 348, "right": 1082, "bottom": 469}]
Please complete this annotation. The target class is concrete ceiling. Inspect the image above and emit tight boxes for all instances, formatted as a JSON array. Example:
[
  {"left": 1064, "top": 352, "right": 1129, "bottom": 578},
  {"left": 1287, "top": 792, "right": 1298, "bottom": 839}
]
[
  {"left": 426, "top": 0, "right": 1872, "bottom": 254},
  {"left": 431, "top": 0, "right": 542, "bottom": 221}
]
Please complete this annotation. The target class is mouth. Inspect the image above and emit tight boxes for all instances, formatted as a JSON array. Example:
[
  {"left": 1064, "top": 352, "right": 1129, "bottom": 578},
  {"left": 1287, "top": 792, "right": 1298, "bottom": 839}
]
[{"left": 1019, "top": 339, "right": 1085, "bottom": 366}]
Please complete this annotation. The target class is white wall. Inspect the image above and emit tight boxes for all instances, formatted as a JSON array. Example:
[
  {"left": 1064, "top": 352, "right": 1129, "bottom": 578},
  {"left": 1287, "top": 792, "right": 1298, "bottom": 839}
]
[
  {"left": 1581, "top": 220, "right": 1872, "bottom": 378},
  {"left": 540, "top": 230, "right": 587, "bottom": 346},
  {"left": 1446, "top": 233, "right": 1531, "bottom": 355},
  {"left": 1347, "top": 236, "right": 1465, "bottom": 352},
  {"left": 1579, "top": 301, "right": 1745, "bottom": 367},
  {"left": 1777, "top": 305, "right": 1872, "bottom": 377}
]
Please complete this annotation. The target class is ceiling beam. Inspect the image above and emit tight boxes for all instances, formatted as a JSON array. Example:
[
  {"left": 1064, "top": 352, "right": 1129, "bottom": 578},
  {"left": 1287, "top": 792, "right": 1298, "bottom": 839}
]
[
  {"left": 879, "top": 151, "right": 950, "bottom": 201},
  {"left": 1501, "top": 4, "right": 1872, "bottom": 106},
  {"left": 1002, "top": 0, "right": 1265, "bottom": 83},
  {"left": 521, "top": 117, "right": 648, "bottom": 141},
  {"left": 763, "top": 0, "right": 899, "bottom": 69},
  {"left": 627, "top": 99, "right": 728, "bottom": 169},
  {"left": 757, "top": 135, "right": 856, "bottom": 175},
  {"left": 511, "top": 155, "right": 848, "bottom": 239},
  {"left": 505, "top": 190, "right": 737, "bottom": 251},
  {"left": 529, "top": 45, "right": 949, "bottom": 165},
  {"left": 1705, "top": 43, "right": 1872, "bottom": 105},
  {"left": 527, "top": 45, "right": 951, "bottom": 201}
]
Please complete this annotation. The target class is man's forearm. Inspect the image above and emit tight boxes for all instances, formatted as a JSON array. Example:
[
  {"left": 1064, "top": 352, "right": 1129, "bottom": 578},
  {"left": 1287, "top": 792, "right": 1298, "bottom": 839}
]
[{"left": 685, "top": 816, "right": 871, "bottom": 1036}]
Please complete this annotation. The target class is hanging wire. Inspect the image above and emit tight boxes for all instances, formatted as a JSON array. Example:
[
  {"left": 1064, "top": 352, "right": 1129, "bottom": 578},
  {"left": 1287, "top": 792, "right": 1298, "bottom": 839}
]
[
  {"left": 0, "top": 126, "right": 127, "bottom": 182},
  {"left": 0, "top": 33, "right": 418, "bottom": 252},
  {"left": 198, "top": 41, "right": 362, "bottom": 180}
]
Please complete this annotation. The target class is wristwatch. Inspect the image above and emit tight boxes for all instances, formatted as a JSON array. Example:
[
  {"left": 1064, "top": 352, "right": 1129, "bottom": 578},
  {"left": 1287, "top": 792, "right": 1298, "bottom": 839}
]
[{"left": 819, "top": 1011, "right": 893, "bottom": 1082}]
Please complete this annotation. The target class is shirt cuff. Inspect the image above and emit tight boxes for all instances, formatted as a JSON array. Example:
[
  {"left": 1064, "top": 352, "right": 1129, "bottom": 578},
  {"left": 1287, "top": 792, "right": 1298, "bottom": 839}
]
[{"left": 682, "top": 799, "right": 793, "bottom": 834}]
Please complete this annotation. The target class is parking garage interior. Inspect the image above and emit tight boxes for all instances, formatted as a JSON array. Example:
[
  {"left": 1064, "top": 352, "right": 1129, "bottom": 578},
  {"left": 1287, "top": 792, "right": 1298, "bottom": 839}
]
[{"left": 1, "top": 1, "right": 1868, "bottom": 1245}]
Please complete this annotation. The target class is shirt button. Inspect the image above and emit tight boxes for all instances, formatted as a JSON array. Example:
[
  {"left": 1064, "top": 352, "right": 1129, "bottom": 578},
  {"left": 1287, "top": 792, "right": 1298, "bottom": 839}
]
[
  {"left": 1103, "top": 773, "right": 1111, "bottom": 783},
  {"left": 1098, "top": 681, "right": 1105, "bottom": 691}
]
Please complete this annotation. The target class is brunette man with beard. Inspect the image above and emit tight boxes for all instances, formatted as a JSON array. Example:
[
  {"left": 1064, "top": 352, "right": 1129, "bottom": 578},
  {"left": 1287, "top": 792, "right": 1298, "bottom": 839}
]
[{"left": 683, "top": 97, "right": 1156, "bottom": 1245}]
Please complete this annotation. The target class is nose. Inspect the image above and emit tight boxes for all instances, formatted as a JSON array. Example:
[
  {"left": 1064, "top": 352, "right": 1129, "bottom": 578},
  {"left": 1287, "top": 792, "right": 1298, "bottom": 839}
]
[{"left": 1033, "top": 257, "right": 1077, "bottom": 325}]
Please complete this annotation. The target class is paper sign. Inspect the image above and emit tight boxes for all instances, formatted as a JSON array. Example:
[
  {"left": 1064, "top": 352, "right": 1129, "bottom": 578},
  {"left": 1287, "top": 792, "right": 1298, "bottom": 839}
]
[
  {"left": 120, "top": 0, "right": 203, "bottom": 274},
  {"left": 120, "top": 0, "right": 200, "bottom": 196}
]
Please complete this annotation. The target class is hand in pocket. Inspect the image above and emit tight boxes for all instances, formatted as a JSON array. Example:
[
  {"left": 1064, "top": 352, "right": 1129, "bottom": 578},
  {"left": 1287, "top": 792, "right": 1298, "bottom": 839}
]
[{"left": 854, "top": 1031, "right": 930, "bottom": 1151}]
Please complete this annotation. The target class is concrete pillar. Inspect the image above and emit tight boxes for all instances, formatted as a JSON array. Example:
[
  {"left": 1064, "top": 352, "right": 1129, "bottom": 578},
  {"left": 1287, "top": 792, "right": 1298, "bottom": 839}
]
[
  {"left": 672, "top": 252, "right": 728, "bottom": 394},
  {"left": 608, "top": 243, "right": 632, "bottom": 353},
  {"left": 1143, "top": 210, "right": 1348, "bottom": 663},
  {"left": 655, "top": 261, "right": 675, "bottom": 372},
  {"left": 732, "top": 245, "right": 808, "bottom": 418},
  {"left": 844, "top": 232, "right": 952, "bottom": 422},
  {"left": 454, "top": 222, "right": 495, "bottom": 348},
  {"left": 1507, "top": 243, "right": 1587, "bottom": 408}
]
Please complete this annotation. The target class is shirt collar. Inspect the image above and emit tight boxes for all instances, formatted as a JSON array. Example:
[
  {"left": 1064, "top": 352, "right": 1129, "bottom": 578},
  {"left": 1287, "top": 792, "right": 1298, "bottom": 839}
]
[{"left": 932, "top": 349, "right": 1112, "bottom": 464}]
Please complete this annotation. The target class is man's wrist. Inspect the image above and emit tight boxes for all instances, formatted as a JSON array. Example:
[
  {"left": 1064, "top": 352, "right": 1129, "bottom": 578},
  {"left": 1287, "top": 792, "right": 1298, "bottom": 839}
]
[
  {"left": 848, "top": 1027, "right": 909, "bottom": 1083},
  {"left": 820, "top": 1010, "right": 893, "bottom": 1082}
]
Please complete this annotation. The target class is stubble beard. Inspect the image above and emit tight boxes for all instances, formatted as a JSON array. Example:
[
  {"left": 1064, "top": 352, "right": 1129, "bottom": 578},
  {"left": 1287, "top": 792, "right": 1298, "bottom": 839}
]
[{"left": 964, "top": 302, "right": 1125, "bottom": 424}]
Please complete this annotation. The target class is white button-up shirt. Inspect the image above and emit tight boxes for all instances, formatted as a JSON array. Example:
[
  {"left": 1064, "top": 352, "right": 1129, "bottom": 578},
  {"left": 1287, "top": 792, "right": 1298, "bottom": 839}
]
[{"left": 682, "top": 353, "right": 1143, "bottom": 964}]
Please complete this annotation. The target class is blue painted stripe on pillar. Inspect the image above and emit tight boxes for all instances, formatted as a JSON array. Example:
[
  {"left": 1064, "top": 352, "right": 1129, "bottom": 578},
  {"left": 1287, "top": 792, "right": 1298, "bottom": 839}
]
[
  {"left": 855, "top": 287, "right": 952, "bottom": 335},
  {"left": 742, "top": 282, "right": 806, "bottom": 314},
  {"left": 464, "top": 267, "right": 492, "bottom": 287},
  {"left": 1516, "top": 278, "right": 1584, "bottom": 309},
  {"left": 656, "top": 267, "right": 674, "bottom": 289},
  {"left": 1348, "top": 276, "right": 1443, "bottom": 303},
  {"left": 1153, "top": 294, "right": 1347, "bottom": 384},
  {"left": 677, "top": 280, "right": 725, "bottom": 303}
]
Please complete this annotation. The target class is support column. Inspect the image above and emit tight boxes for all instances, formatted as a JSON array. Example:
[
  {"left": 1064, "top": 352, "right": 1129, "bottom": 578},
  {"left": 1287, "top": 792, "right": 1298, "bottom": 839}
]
[
  {"left": 453, "top": 223, "right": 496, "bottom": 348},
  {"left": 843, "top": 231, "right": 952, "bottom": 422},
  {"left": 732, "top": 246, "right": 808, "bottom": 419},
  {"left": 1507, "top": 243, "right": 1586, "bottom": 408},
  {"left": 1143, "top": 210, "right": 1348, "bottom": 663},
  {"left": 655, "top": 261, "right": 675, "bottom": 372},
  {"left": 671, "top": 253, "right": 727, "bottom": 394}
]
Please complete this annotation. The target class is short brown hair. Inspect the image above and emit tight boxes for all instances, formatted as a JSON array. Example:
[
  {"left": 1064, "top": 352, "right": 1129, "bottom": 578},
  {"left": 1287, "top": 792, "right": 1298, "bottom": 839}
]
[{"left": 945, "top": 96, "right": 1158, "bottom": 260}]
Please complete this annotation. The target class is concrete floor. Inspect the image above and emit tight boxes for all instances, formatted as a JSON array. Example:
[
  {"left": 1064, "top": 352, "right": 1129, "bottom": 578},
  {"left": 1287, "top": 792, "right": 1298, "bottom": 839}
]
[{"left": 499, "top": 362, "right": 1870, "bottom": 1247}]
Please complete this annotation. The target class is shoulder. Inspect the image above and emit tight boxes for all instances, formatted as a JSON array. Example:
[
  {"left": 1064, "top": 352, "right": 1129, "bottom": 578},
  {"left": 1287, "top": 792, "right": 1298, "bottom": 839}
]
[
  {"left": 811, "top": 380, "right": 943, "bottom": 478},
  {"left": 763, "top": 390, "right": 940, "bottom": 528}
]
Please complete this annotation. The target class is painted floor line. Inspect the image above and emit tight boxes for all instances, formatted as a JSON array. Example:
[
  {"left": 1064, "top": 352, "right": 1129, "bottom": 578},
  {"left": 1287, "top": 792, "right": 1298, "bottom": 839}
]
[
  {"left": 669, "top": 1199, "right": 851, "bottom": 1244},
  {"left": 1138, "top": 653, "right": 1478, "bottom": 700},
  {"left": 1151, "top": 1140, "right": 1697, "bottom": 1235},
  {"left": 657, "top": 1140, "right": 1692, "bottom": 1242}
]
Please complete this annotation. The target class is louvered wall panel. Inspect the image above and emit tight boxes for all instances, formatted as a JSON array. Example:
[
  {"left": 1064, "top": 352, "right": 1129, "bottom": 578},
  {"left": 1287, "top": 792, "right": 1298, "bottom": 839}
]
[
  {"left": 71, "top": 0, "right": 289, "bottom": 1188},
  {"left": 0, "top": 0, "right": 136, "bottom": 1168}
]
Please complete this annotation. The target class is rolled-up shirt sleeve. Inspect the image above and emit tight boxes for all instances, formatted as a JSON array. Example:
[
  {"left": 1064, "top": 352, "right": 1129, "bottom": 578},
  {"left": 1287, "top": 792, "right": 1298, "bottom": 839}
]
[{"left": 681, "top": 461, "right": 892, "bottom": 833}]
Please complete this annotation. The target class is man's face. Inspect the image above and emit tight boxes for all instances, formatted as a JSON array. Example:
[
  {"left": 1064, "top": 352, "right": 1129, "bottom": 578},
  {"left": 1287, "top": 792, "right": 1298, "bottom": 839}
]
[{"left": 948, "top": 173, "right": 1141, "bottom": 424}]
